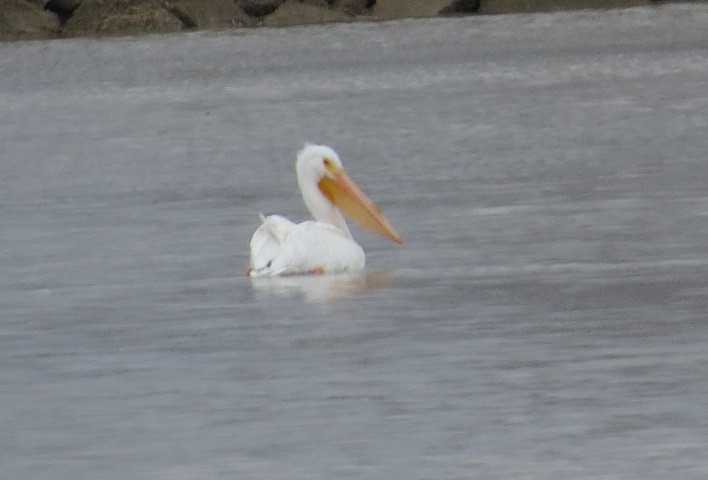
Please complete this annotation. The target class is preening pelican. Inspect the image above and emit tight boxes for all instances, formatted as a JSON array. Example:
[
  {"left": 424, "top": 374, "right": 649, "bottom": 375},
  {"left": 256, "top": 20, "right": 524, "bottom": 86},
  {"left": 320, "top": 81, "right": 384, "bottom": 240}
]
[{"left": 247, "top": 144, "right": 402, "bottom": 277}]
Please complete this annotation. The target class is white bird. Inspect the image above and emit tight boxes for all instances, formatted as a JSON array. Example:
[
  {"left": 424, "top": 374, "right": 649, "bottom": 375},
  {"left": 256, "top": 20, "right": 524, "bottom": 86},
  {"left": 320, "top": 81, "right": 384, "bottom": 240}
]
[{"left": 247, "top": 144, "right": 402, "bottom": 277}]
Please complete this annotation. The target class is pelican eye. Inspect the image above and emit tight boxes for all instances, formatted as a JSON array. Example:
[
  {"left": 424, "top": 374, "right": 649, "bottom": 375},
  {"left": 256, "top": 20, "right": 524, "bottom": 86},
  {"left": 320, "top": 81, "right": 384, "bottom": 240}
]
[{"left": 322, "top": 157, "right": 339, "bottom": 176}]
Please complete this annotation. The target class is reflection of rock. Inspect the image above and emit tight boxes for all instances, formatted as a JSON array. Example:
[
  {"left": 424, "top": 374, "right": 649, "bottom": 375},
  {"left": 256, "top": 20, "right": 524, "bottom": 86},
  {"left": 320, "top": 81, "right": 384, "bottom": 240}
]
[{"left": 0, "top": 0, "right": 60, "bottom": 41}]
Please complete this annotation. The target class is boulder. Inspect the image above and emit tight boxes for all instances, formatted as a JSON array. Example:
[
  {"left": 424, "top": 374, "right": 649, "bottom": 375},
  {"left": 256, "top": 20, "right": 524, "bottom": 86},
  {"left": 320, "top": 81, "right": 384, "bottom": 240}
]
[
  {"left": 44, "top": 0, "right": 83, "bottom": 17},
  {"left": 98, "top": 5, "right": 182, "bottom": 35},
  {"left": 167, "top": 0, "right": 255, "bottom": 29},
  {"left": 238, "top": 0, "right": 283, "bottom": 18},
  {"left": 337, "top": 0, "right": 376, "bottom": 15},
  {"left": 439, "top": 0, "right": 481, "bottom": 15},
  {"left": 0, "top": 0, "right": 60, "bottom": 40},
  {"left": 0, "top": 0, "right": 673, "bottom": 41},
  {"left": 63, "top": 0, "right": 183, "bottom": 37},
  {"left": 299, "top": 0, "right": 374, "bottom": 15},
  {"left": 262, "top": 1, "right": 354, "bottom": 27},
  {"left": 371, "top": 0, "right": 462, "bottom": 20}
]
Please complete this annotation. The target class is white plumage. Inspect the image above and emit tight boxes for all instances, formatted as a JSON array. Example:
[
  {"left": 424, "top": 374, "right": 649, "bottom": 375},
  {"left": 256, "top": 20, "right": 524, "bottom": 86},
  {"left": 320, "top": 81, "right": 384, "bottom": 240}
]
[{"left": 247, "top": 144, "right": 401, "bottom": 277}]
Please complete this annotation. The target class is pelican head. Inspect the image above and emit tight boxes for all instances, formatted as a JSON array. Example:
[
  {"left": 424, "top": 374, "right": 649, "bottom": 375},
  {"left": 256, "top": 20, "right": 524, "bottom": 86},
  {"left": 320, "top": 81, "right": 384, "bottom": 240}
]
[
  {"left": 295, "top": 143, "right": 403, "bottom": 245},
  {"left": 296, "top": 143, "right": 342, "bottom": 184}
]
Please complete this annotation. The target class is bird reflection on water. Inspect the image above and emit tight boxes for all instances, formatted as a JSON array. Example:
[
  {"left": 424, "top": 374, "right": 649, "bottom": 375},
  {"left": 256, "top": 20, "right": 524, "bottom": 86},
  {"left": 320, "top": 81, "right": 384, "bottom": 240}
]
[{"left": 248, "top": 270, "right": 396, "bottom": 302}]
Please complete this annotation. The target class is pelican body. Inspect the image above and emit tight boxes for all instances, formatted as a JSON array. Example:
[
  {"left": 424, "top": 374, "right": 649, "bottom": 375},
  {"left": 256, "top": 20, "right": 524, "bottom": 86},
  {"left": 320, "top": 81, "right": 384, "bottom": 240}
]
[{"left": 248, "top": 144, "right": 402, "bottom": 277}]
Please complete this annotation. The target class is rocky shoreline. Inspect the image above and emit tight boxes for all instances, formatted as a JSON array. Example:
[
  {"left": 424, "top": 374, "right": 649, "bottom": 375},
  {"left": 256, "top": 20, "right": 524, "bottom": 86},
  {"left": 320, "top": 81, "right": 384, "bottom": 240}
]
[{"left": 0, "top": 0, "right": 690, "bottom": 41}]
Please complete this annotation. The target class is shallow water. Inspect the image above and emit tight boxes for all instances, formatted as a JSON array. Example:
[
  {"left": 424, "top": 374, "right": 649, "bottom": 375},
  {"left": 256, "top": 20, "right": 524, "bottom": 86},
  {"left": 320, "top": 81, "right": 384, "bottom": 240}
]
[{"left": 1, "top": 4, "right": 707, "bottom": 479}]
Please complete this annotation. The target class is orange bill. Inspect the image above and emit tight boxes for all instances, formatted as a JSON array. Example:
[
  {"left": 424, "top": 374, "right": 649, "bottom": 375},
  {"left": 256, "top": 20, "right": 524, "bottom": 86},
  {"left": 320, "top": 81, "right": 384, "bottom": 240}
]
[{"left": 318, "top": 170, "right": 403, "bottom": 245}]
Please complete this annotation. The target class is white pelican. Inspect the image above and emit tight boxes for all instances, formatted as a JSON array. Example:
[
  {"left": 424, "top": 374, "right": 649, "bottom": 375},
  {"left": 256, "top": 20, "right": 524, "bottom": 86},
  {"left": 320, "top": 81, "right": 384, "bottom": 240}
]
[{"left": 247, "top": 144, "right": 402, "bottom": 277}]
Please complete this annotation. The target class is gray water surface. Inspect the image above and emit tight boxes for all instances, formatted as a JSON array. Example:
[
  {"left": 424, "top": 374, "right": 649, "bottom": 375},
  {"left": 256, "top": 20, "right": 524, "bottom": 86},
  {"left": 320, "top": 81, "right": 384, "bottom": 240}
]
[{"left": 1, "top": 4, "right": 707, "bottom": 479}]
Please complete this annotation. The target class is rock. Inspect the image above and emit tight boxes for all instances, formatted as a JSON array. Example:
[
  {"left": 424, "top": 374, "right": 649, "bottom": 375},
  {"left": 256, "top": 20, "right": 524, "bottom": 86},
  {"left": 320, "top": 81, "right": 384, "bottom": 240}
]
[
  {"left": 238, "top": 0, "right": 283, "bottom": 18},
  {"left": 0, "top": 0, "right": 61, "bottom": 41},
  {"left": 45, "top": 0, "right": 83, "bottom": 15},
  {"left": 45, "top": 0, "right": 83, "bottom": 24},
  {"left": 439, "top": 0, "right": 481, "bottom": 15},
  {"left": 63, "top": 0, "right": 183, "bottom": 37},
  {"left": 299, "top": 0, "right": 374, "bottom": 15},
  {"left": 0, "top": 0, "right": 676, "bottom": 42},
  {"left": 98, "top": 5, "right": 182, "bottom": 35},
  {"left": 167, "top": 0, "right": 255, "bottom": 29},
  {"left": 371, "top": 0, "right": 458, "bottom": 20},
  {"left": 337, "top": 0, "right": 376, "bottom": 15},
  {"left": 262, "top": 1, "right": 353, "bottom": 27}
]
